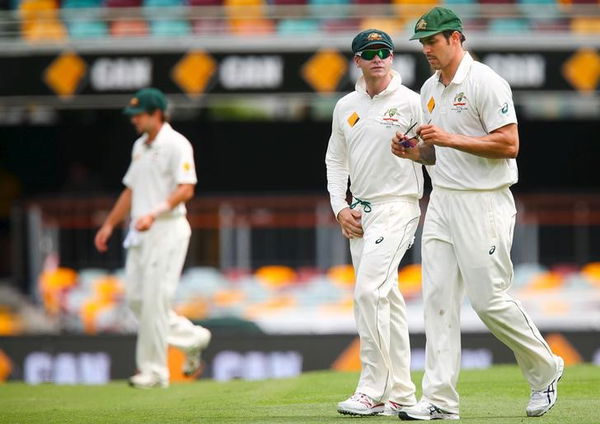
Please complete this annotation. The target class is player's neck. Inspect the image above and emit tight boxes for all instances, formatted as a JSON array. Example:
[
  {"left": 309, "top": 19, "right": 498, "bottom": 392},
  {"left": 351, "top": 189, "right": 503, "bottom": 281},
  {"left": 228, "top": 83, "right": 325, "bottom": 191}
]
[
  {"left": 440, "top": 50, "right": 466, "bottom": 86},
  {"left": 145, "top": 122, "right": 164, "bottom": 144},
  {"left": 365, "top": 73, "right": 392, "bottom": 98}
]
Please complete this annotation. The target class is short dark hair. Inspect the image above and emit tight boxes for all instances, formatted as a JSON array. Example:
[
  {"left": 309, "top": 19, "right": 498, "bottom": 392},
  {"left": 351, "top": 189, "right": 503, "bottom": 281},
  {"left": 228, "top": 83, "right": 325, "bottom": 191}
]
[{"left": 442, "top": 29, "right": 466, "bottom": 44}]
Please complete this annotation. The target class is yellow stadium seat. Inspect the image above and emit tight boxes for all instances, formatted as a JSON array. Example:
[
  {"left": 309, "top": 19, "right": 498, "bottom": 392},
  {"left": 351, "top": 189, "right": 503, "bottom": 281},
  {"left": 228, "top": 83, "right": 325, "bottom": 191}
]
[
  {"left": 526, "top": 271, "right": 564, "bottom": 291},
  {"left": 327, "top": 264, "right": 355, "bottom": 287},
  {"left": 255, "top": 265, "right": 297, "bottom": 288},
  {"left": 398, "top": 263, "right": 422, "bottom": 299},
  {"left": 38, "top": 267, "right": 78, "bottom": 314},
  {"left": 228, "top": 18, "right": 275, "bottom": 35},
  {"left": 22, "top": 19, "right": 67, "bottom": 42},
  {"left": 224, "top": 0, "right": 265, "bottom": 19},
  {"left": 392, "top": 0, "right": 439, "bottom": 19},
  {"left": 19, "top": 0, "right": 58, "bottom": 20},
  {"left": 570, "top": 17, "right": 600, "bottom": 34},
  {"left": 359, "top": 17, "right": 406, "bottom": 35}
]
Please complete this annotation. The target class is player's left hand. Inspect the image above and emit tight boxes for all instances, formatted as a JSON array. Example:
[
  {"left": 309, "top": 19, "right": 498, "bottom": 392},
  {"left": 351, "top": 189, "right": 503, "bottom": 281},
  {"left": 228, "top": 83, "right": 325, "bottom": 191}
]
[
  {"left": 418, "top": 124, "right": 453, "bottom": 147},
  {"left": 135, "top": 214, "right": 155, "bottom": 231}
]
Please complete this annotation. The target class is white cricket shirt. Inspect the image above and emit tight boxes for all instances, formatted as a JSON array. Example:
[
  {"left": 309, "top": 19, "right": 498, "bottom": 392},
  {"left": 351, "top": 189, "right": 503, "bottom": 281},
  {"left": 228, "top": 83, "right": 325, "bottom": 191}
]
[
  {"left": 420, "top": 52, "right": 518, "bottom": 191},
  {"left": 326, "top": 70, "right": 424, "bottom": 218},
  {"left": 123, "top": 122, "right": 197, "bottom": 220}
]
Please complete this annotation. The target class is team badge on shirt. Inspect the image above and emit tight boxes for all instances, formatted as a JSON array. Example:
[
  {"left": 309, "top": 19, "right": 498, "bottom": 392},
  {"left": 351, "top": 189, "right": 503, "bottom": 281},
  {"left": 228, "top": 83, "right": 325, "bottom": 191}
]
[
  {"left": 347, "top": 112, "right": 360, "bottom": 127},
  {"left": 451, "top": 92, "right": 468, "bottom": 113},
  {"left": 427, "top": 96, "right": 435, "bottom": 113}
]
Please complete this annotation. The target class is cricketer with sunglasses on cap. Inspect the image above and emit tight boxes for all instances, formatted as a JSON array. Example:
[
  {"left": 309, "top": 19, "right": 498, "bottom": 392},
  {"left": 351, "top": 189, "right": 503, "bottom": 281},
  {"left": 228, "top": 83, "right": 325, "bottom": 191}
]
[
  {"left": 325, "top": 29, "right": 424, "bottom": 417},
  {"left": 391, "top": 7, "right": 564, "bottom": 421}
]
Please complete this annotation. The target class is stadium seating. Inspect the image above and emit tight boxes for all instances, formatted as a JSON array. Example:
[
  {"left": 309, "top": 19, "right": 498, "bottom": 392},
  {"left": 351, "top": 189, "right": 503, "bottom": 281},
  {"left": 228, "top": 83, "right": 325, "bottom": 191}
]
[
  {"left": 68, "top": 19, "right": 108, "bottom": 37},
  {"left": 5, "top": 0, "right": 600, "bottom": 41}
]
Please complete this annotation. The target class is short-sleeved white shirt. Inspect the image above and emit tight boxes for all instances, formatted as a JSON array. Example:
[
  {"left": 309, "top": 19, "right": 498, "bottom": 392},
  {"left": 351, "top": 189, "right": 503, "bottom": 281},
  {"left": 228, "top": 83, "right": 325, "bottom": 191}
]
[
  {"left": 123, "top": 122, "right": 197, "bottom": 220},
  {"left": 420, "top": 52, "right": 518, "bottom": 191},
  {"left": 326, "top": 70, "right": 424, "bottom": 217}
]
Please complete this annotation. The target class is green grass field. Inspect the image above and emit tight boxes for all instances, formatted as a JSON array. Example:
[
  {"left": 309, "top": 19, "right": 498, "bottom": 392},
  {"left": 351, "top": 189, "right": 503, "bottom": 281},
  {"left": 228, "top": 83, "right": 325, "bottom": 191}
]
[{"left": 1, "top": 365, "right": 599, "bottom": 424}]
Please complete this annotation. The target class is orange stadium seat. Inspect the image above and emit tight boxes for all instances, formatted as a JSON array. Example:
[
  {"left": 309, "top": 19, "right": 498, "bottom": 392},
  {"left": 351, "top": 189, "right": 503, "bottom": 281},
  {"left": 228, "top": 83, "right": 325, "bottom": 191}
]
[
  {"left": 359, "top": 17, "right": 405, "bottom": 34},
  {"left": 19, "top": 0, "right": 58, "bottom": 19},
  {"left": 228, "top": 17, "right": 274, "bottom": 34},
  {"left": 570, "top": 17, "right": 600, "bottom": 33},
  {"left": 392, "top": 0, "right": 439, "bottom": 19},
  {"left": 110, "top": 18, "right": 149, "bottom": 36},
  {"left": 22, "top": 18, "right": 67, "bottom": 40},
  {"left": 224, "top": 0, "right": 265, "bottom": 18}
]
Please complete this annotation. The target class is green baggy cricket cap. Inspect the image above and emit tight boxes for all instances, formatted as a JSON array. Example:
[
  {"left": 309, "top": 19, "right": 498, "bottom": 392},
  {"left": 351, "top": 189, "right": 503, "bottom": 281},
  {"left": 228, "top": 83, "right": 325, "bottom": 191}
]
[
  {"left": 352, "top": 29, "right": 394, "bottom": 53},
  {"left": 410, "top": 7, "right": 463, "bottom": 40},
  {"left": 123, "top": 88, "right": 168, "bottom": 115}
]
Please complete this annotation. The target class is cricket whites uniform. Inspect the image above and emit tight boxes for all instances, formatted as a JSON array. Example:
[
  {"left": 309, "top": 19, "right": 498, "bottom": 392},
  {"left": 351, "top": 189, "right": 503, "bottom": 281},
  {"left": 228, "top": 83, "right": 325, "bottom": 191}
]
[
  {"left": 123, "top": 122, "right": 207, "bottom": 384},
  {"left": 419, "top": 52, "right": 561, "bottom": 413},
  {"left": 326, "top": 70, "right": 423, "bottom": 405}
]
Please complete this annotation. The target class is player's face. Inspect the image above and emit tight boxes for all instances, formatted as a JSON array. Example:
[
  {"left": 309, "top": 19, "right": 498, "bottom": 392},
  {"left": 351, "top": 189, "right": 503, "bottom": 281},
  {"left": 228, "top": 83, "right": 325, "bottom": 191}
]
[
  {"left": 420, "top": 32, "right": 459, "bottom": 70},
  {"left": 130, "top": 111, "right": 158, "bottom": 135},
  {"left": 354, "top": 45, "right": 394, "bottom": 80}
]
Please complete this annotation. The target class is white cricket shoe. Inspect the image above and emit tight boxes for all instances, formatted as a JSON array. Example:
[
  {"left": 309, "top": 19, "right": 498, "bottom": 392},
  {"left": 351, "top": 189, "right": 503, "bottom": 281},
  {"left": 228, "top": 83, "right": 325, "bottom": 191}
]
[
  {"left": 183, "top": 327, "right": 212, "bottom": 377},
  {"left": 398, "top": 400, "right": 459, "bottom": 420},
  {"left": 526, "top": 355, "right": 564, "bottom": 417},
  {"left": 337, "top": 393, "right": 384, "bottom": 416},
  {"left": 128, "top": 373, "right": 168, "bottom": 389},
  {"left": 382, "top": 400, "right": 415, "bottom": 416}
]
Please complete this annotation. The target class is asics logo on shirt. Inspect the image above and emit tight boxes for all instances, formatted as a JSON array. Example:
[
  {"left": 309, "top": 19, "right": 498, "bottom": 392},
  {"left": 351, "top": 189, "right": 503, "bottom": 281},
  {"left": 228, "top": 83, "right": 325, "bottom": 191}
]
[{"left": 375, "top": 237, "right": 384, "bottom": 244}]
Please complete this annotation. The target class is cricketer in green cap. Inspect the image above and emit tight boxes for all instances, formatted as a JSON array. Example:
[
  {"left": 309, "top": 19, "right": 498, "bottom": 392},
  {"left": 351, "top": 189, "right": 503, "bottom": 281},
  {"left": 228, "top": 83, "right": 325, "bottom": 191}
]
[
  {"left": 410, "top": 7, "right": 463, "bottom": 40},
  {"left": 351, "top": 29, "right": 394, "bottom": 54},
  {"left": 123, "top": 87, "right": 168, "bottom": 116}
]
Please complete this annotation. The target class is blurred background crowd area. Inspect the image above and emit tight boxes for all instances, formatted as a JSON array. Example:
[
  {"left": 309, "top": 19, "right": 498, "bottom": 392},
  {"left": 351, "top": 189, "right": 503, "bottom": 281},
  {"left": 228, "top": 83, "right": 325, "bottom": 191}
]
[
  {"left": 0, "top": 0, "right": 598, "bottom": 338},
  {"left": 0, "top": 0, "right": 597, "bottom": 42},
  {"left": 2, "top": 259, "right": 600, "bottom": 336}
]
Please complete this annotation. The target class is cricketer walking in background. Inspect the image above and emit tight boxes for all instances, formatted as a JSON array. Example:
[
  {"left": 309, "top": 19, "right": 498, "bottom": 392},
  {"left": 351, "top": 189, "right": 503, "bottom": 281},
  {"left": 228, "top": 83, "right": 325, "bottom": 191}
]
[
  {"left": 392, "top": 7, "right": 564, "bottom": 420},
  {"left": 326, "top": 29, "right": 424, "bottom": 417},
  {"left": 94, "top": 88, "right": 211, "bottom": 389}
]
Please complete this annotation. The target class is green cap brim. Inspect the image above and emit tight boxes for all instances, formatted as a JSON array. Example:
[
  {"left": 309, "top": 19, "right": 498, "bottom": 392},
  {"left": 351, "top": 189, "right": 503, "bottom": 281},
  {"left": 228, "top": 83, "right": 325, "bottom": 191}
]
[
  {"left": 122, "top": 106, "right": 146, "bottom": 115},
  {"left": 410, "top": 25, "right": 462, "bottom": 40}
]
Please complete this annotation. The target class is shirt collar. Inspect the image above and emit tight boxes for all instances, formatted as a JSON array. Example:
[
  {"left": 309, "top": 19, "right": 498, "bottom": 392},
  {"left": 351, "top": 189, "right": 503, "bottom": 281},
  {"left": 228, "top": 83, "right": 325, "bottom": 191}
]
[
  {"left": 435, "top": 51, "right": 473, "bottom": 86},
  {"left": 143, "top": 122, "right": 171, "bottom": 147},
  {"left": 355, "top": 70, "right": 403, "bottom": 97}
]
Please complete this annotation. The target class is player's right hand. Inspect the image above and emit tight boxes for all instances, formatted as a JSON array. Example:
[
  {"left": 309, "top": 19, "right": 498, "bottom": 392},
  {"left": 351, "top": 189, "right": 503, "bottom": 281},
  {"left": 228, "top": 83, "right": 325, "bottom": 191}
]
[
  {"left": 94, "top": 224, "right": 113, "bottom": 253},
  {"left": 392, "top": 131, "right": 420, "bottom": 162},
  {"left": 337, "top": 207, "right": 364, "bottom": 239}
]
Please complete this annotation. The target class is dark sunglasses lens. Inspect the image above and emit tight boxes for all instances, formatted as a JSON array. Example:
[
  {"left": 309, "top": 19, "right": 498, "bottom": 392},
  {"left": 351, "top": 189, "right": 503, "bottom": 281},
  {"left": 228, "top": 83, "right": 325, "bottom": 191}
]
[{"left": 360, "top": 49, "right": 391, "bottom": 60}]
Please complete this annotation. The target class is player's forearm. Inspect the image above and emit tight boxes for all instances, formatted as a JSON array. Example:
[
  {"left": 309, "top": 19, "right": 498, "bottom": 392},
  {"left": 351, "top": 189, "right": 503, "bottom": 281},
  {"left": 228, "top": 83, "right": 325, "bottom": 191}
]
[
  {"left": 165, "top": 184, "right": 195, "bottom": 209},
  {"left": 104, "top": 188, "right": 132, "bottom": 228},
  {"left": 444, "top": 127, "right": 519, "bottom": 159}
]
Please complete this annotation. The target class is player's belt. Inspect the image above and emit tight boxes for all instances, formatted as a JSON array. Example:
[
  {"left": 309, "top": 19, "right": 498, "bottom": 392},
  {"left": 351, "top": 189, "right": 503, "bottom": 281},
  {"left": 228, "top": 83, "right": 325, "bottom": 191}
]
[{"left": 350, "top": 197, "right": 372, "bottom": 213}]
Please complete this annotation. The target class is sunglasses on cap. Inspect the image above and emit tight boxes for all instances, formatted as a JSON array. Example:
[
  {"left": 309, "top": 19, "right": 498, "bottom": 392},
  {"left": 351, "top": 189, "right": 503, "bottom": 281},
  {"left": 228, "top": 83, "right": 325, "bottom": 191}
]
[{"left": 355, "top": 49, "right": 392, "bottom": 61}]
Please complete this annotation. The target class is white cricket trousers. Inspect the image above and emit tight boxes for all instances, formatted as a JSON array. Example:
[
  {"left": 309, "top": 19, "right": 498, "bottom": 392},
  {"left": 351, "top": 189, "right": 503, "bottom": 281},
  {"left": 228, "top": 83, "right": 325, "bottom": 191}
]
[
  {"left": 421, "top": 187, "right": 559, "bottom": 413},
  {"left": 125, "top": 216, "right": 204, "bottom": 383},
  {"left": 349, "top": 198, "right": 420, "bottom": 404}
]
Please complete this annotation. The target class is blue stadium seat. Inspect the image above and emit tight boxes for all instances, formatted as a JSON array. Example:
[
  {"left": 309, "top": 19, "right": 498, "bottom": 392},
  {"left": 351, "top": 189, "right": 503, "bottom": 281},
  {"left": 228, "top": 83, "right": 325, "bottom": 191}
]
[
  {"left": 277, "top": 18, "right": 319, "bottom": 34},
  {"left": 68, "top": 19, "right": 108, "bottom": 38},
  {"left": 488, "top": 18, "right": 530, "bottom": 33},
  {"left": 308, "top": 0, "right": 349, "bottom": 18},
  {"left": 150, "top": 19, "right": 191, "bottom": 36},
  {"left": 62, "top": 0, "right": 103, "bottom": 7}
]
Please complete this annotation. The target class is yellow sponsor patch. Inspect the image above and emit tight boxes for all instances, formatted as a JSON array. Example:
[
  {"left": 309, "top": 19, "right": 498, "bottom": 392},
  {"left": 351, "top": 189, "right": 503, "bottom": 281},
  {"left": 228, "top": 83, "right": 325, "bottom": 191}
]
[
  {"left": 183, "top": 162, "right": 191, "bottom": 171},
  {"left": 427, "top": 96, "right": 436, "bottom": 113},
  {"left": 347, "top": 112, "right": 360, "bottom": 127}
]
